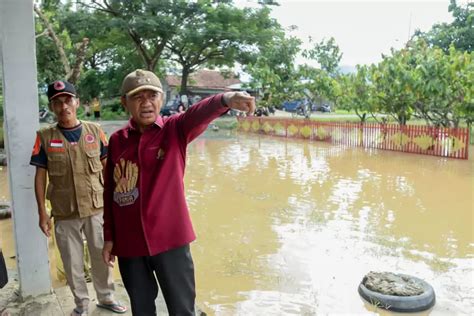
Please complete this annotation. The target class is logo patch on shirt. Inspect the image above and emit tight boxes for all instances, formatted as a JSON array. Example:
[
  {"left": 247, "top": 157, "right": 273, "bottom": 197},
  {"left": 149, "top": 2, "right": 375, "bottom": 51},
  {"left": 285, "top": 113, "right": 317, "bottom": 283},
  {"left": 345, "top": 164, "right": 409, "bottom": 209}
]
[
  {"left": 113, "top": 158, "right": 139, "bottom": 206},
  {"left": 156, "top": 148, "right": 165, "bottom": 160},
  {"left": 85, "top": 134, "right": 95, "bottom": 143}
]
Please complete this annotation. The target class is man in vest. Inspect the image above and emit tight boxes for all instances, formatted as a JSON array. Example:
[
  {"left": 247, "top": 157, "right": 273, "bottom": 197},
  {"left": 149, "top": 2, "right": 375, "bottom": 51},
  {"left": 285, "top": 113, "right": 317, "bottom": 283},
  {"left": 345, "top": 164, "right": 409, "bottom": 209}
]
[
  {"left": 102, "top": 69, "right": 255, "bottom": 315},
  {"left": 30, "top": 81, "right": 127, "bottom": 316}
]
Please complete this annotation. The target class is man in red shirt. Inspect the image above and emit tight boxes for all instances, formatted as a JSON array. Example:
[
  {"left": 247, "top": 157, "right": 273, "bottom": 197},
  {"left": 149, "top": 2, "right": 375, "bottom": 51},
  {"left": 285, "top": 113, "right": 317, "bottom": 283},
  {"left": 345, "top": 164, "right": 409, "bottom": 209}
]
[{"left": 102, "top": 69, "right": 255, "bottom": 315}]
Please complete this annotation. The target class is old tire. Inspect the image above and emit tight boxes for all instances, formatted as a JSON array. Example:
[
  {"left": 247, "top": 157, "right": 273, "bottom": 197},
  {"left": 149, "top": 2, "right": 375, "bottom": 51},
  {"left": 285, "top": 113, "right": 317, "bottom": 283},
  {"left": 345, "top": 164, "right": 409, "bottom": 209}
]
[{"left": 358, "top": 274, "right": 435, "bottom": 312}]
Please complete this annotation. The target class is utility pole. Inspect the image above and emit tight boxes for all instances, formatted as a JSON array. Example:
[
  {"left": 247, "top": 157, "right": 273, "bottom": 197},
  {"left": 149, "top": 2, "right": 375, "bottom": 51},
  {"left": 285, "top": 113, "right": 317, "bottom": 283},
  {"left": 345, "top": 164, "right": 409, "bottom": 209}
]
[
  {"left": 408, "top": 12, "right": 413, "bottom": 41},
  {"left": 0, "top": 0, "right": 52, "bottom": 298}
]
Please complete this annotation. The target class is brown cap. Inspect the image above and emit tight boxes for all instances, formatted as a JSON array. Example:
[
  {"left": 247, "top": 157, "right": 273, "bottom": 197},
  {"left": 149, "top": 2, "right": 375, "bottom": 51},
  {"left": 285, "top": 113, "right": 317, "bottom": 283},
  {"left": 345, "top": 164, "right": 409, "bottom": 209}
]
[{"left": 121, "top": 69, "right": 163, "bottom": 96}]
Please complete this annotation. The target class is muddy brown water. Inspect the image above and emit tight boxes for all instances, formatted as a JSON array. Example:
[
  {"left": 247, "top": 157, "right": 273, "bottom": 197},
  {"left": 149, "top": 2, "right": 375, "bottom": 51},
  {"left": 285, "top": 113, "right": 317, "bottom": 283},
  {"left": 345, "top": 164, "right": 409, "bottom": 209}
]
[{"left": 0, "top": 131, "right": 472, "bottom": 315}]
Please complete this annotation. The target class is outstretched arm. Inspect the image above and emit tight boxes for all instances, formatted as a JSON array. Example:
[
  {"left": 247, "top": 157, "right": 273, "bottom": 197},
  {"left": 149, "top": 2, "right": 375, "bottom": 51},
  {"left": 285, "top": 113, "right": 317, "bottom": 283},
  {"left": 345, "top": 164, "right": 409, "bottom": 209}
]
[{"left": 177, "top": 92, "right": 256, "bottom": 144}]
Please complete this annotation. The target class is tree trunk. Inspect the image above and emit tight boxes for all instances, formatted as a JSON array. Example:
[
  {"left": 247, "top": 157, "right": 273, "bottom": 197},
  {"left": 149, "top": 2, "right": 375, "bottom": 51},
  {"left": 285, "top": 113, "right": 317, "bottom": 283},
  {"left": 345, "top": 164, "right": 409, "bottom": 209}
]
[
  {"left": 180, "top": 67, "right": 191, "bottom": 95},
  {"left": 34, "top": 6, "right": 70, "bottom": 76},
  {"left": 35, "top": 6, "right": 88, "bottom": 84},
  {"left": 67, "top": 38, "right": 89, "bottom": 84}
]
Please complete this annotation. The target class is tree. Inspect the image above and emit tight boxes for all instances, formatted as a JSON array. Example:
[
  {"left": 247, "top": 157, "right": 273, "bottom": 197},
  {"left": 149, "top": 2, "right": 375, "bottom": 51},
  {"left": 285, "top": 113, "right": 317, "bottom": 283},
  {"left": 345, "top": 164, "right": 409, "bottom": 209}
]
[
  {"left": 302, "top": 37, "right": 342, "bottom": 76},
  {"left": 60, "top": 6, "right": 146, "bottom": 99},
  {"left": 370, "top": 48, "right": 416, "bottom": 125},
  {"left": 81, "top": 0, "right": 199, "bottom": 72},
  {"left": 166, "top": 3, "right": 278, "bottom": 94},
  {"left": 294, "top": 37, "right": 343, "bottom": 108},
  {"left": 413, "top": 0, "right": 473, "bottom": 52},
  {"left": 34, "top": 4, "right": 89, "bottom": 84},
  {"left": 367, "top": 39, "right": 473, "bottom": 127},
  {"left": 337, "top": 66, "right": 377, "bottom": 123},
  {"left": 409, "top": 41, "right": 473, "bottom": 127},
  {"left": 245, "top": 33, "right": 302, "bottom": 108}
]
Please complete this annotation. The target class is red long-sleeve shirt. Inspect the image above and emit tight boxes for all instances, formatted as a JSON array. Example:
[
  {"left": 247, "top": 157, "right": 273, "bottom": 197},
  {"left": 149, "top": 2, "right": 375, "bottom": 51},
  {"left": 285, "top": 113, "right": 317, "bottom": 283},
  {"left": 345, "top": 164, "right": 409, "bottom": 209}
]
[{"left": 103, "top": 94, "right": 228, "bottom": 257}]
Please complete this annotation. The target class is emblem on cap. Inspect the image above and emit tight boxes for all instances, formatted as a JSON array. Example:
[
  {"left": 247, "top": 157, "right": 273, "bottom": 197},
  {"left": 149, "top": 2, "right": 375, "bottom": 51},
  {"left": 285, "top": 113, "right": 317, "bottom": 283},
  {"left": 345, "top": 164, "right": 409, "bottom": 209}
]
[
  {"left": 137, "top": 78, "right": 151, "bottom": 84},
  {"left": 54, "top": 81, "right": 65, "bottom": 90}
]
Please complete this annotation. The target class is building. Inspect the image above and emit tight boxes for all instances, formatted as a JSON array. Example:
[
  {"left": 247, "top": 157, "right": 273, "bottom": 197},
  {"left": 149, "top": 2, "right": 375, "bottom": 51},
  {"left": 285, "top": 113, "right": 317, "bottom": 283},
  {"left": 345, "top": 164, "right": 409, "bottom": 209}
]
[{"left": 163, "top": 69, "right": 241, "bottom": 105}]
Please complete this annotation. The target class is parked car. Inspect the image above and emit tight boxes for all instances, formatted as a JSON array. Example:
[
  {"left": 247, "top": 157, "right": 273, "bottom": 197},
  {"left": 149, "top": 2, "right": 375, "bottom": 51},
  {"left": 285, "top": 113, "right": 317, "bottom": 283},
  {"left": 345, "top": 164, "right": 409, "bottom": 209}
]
[
  {"left": 160, "top": 100, "right": 179, "bottom": 116},
  {"left": 281, "top": 100, "right": 303, "bottom": 112},
  {"left": 282, "top": 100, "right": 312, "bottom": 118},
  {"left": 315, "top": 104, "right": 331, "bottom": 113}
]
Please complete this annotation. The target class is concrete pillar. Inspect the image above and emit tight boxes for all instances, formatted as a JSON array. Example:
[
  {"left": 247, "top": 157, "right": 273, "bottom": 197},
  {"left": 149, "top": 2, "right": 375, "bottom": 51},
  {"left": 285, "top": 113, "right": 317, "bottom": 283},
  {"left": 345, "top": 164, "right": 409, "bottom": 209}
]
[{"left": 0, "top": 0, "right": 51, "bottom": 297}]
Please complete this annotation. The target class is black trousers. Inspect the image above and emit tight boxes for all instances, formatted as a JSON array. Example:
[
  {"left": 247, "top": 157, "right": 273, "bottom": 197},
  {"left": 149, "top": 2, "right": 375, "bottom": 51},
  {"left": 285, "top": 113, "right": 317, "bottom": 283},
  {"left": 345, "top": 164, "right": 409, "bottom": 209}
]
[{"left": 118, "top": 245, "right": 195, "bottom": 316}]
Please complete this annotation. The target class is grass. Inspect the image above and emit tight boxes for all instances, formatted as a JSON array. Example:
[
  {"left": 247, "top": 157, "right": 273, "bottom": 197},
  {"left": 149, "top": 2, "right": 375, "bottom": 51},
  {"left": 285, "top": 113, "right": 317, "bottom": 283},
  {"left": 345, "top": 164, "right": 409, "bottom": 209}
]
[{"left": 333, "top": 109, "right": 353, "bottom": 114}]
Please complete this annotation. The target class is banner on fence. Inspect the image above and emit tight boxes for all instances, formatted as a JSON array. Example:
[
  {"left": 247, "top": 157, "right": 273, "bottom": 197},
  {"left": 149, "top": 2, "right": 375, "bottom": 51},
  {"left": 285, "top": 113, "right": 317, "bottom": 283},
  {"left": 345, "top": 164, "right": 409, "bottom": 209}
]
[{"left": 237, "top": 117, "right": 470, "bottom": 159}]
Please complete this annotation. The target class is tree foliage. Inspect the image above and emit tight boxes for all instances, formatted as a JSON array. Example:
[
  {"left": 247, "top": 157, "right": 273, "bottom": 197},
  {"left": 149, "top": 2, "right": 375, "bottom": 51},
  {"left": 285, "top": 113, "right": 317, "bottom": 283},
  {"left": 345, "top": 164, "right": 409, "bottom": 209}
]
[
  {"left": 302, "top": 37, "right": 342, "bottom": 76},
  {"left": 31, "top": 0, "right": 472, "bottom": 129},
  {"left": 413, "top": 0, "right": 473, "bottom": 52},
  {"left": 244, "top": 32, "right": 302, "bottom": 107},
  {"left": 165, "top": 3, "right": 277, "bottom": 93}
]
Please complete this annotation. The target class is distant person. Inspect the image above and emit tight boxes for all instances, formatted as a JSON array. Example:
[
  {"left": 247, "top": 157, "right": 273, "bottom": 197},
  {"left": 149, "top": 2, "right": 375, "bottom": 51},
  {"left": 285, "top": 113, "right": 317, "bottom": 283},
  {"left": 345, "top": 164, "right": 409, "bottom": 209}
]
[
  {"left": 31, "top": 80, "right": 127, "bottom": 316},
  {"left": 180, "top": 94, "right": 189, "bottom": 107},
  {"left": 91, "top": 97, "right": 101, "bottom": 120},
  {"left": 102, "top": 69, "right": 255, "bottom": 315},
  {"left": 84, "top": 102, "right": 91, "bottom": 118},
  {"left": 177, "top": 102, "right": 186, "bottom": 114}
]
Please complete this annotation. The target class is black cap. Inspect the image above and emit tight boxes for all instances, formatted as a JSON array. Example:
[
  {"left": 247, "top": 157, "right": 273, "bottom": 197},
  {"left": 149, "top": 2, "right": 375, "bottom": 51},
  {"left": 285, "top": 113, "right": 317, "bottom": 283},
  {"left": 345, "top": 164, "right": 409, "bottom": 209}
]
[{"left": 47, "top": 80, "right": 77, "bottom": 101}]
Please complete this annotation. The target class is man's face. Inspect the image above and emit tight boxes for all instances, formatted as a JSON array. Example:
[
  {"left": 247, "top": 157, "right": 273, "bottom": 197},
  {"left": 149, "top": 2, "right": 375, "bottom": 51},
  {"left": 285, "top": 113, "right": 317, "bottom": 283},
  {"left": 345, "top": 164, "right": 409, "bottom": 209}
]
[
  {"left": 50, "top": 95, "right": 79, "bottom": 123},
  {"left": 122, "top": 90, "right": 162, "bottom": 129}
]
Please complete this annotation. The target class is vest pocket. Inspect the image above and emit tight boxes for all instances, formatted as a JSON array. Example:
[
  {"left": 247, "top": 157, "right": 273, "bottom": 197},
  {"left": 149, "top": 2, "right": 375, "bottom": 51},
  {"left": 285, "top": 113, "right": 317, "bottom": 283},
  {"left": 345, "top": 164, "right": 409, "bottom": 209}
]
[
  {"left": 86, "top": 150, "right": 103, "bottom": 173},
  {"left": 48, "top": 155, "right": 66, "bottom": 176},
  {"left": 49, "top": 190, "right": 76, "bottom": 218},
  {"left": 92, "top": 189, "right": 104, "bottom": 208}
]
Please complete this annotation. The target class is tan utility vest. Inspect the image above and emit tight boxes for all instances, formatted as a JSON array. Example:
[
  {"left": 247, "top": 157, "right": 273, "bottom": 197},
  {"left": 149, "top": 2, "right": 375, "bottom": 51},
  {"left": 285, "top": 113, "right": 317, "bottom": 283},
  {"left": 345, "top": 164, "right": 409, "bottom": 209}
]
[{"left": 39, "top": 121, "right": 104, "bottom": 220}]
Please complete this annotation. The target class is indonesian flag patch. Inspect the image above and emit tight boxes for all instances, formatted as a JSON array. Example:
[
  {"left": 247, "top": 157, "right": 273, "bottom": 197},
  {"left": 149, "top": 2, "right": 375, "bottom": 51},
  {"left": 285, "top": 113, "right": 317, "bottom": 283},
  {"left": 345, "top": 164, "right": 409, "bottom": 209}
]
[{"left": 50, "top": 139, "right": 63, "bottom": 148}]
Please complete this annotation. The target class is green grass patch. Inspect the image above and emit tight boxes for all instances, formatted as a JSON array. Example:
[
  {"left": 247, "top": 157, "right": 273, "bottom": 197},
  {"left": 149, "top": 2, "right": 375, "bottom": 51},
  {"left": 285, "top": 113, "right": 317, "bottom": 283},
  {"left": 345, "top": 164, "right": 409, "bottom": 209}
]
[{"left": 333, "top": 109, "right": 353, "bottom": 114}]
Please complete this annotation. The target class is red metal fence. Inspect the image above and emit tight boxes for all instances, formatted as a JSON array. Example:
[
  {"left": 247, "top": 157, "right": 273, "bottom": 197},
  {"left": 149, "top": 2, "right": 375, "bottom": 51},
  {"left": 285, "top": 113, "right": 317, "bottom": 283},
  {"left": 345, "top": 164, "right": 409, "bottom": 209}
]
[{"left": 236, "top": 117, "right": 470, "bottom": 159}]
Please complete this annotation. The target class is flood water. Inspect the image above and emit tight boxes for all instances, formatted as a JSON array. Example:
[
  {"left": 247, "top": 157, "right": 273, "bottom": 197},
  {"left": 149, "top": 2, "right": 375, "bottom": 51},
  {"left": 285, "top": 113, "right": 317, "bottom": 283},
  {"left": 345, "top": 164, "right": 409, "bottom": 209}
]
[{"left": 1, "top": 131, "right": 473, "bottom": 315}]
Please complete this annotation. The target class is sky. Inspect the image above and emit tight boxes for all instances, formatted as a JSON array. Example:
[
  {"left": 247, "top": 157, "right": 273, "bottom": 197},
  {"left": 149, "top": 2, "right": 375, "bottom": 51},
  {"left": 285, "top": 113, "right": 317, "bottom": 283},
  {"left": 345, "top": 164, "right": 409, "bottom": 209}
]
[{"left": 235, "top": 0, "right": 470, "bottom": 67}]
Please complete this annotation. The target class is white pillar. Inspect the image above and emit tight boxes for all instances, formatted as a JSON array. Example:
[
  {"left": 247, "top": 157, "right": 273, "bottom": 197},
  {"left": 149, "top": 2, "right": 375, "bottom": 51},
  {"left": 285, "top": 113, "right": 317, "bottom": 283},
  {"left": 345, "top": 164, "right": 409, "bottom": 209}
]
[{"left": 0, "top": 0, "right": 51, "bottom": 297}]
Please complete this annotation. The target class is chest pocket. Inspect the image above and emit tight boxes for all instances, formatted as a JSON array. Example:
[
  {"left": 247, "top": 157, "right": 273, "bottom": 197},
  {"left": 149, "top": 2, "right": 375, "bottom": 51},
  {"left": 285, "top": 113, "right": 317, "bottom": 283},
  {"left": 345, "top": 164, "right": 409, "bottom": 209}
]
[
  {"left": 86, "top": 149, "right": 103, "bottom": 173},
  {"left": 48, "top": 155, "right": 67, "bottom": 176}
]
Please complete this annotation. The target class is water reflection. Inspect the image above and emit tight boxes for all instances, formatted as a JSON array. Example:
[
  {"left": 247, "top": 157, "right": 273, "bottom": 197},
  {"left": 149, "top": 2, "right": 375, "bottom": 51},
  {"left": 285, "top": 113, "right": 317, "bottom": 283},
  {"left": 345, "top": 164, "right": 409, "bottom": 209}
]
[{"left": 186, "top": 132, "right": 473, "bottom": 315}]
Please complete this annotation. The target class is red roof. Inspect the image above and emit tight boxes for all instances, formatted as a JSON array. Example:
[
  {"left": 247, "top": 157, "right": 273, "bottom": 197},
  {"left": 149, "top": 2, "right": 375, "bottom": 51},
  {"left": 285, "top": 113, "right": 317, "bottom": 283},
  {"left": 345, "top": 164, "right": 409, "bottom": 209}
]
[{"left": 166, "top": 70, "right": 240, "bottom": 90}]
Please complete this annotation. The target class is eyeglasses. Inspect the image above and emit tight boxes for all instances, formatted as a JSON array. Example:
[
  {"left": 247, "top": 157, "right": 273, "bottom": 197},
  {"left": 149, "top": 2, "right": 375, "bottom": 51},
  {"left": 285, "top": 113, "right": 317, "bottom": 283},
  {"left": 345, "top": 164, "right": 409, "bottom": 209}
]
[{"left": 50, "top": 96, "right": 75, "bottom": 108}]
